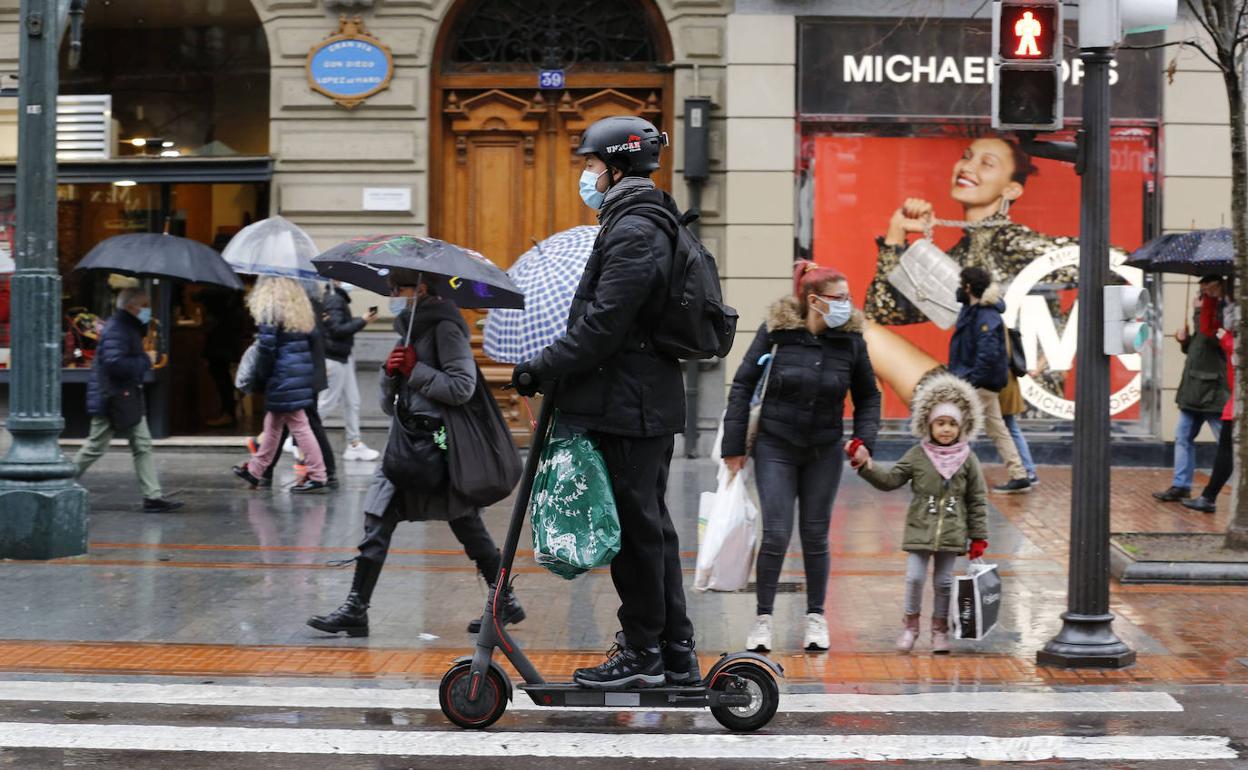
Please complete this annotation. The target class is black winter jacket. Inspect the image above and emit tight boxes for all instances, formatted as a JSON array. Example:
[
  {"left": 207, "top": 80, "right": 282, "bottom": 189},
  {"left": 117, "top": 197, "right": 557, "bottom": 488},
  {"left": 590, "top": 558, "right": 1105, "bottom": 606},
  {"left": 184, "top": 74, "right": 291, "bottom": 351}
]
[
  {"left": 722, "top": 296, "right": 881, "bottom": 457},
  {"left": 321, "top": 287, "right": 366, "bottom": 363},
  {"left": 86, "top": 310, "right": 150, "bottom": 417},
  {"left": 528, "top": 186, "right": 684, "bottom": 437},
  {"left": 948, "top": 285, "right": 1008, "bottom": 393},
  {"left": 255, "top": 323, "right": 316, "bottom": 413}
]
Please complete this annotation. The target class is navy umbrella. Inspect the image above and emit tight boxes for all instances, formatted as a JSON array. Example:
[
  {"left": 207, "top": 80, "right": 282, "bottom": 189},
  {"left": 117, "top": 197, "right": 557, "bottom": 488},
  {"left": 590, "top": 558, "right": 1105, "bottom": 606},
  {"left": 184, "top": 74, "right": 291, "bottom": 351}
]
[
  {"left": 1125, "top": 228, "right": 1234, "bottom": 276},
  {"left": 76, "top": 232, "right": 243, "bottom": 289},
  {"left": 311, "top": 234, "right": 524, "bottom": 310}
]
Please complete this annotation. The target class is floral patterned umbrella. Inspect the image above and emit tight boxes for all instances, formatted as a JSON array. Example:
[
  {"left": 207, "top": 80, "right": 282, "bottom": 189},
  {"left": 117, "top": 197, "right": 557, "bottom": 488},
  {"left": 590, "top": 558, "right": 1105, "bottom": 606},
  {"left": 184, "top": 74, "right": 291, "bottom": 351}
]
[{"left": 311, "top": 234, "right": 524, "bottom": 310}]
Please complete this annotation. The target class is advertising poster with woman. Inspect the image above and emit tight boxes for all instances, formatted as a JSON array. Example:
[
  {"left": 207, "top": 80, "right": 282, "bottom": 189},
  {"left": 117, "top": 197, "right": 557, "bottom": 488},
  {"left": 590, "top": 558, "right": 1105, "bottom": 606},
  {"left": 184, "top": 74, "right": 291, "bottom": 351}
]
[{"left": 805, "top": 128, "right": 1155, "bottom": 420}]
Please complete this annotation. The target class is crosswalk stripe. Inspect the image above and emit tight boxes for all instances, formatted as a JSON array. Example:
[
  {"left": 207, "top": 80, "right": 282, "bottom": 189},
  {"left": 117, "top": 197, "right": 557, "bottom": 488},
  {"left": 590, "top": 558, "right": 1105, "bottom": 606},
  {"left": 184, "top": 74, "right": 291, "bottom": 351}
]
[
  {"left": 0, "top": 723, "right": 1234, "bottom": 761},
  {"left": 0, "top": 681, "right": 1182, "bottom": 713}
]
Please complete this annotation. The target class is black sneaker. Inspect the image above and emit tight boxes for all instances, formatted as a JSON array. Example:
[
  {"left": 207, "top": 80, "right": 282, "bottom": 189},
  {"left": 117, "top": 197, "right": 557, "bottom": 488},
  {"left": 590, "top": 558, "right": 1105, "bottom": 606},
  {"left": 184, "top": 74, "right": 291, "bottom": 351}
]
[
  {"left": 1027, "top": 474, "right": 1041, "bottom": 487},
  {"left": 1182, "top": 496, "right": 1217, "bottom": 513},
  {"left": 1152, "top": 486, "right": 1191, "bottom": 502},
  {"left": 142, "top": 498, "right": 184, "bottom": 513},
  {"left": 992, "top": 478, "right": 1032, "bottom": 494},
  {"left": 232, "top": 465, "right": 261, "bottom": 488},
  {"left": 327, "top": 474, "right": 340, "bottom": 490},
  {"left": 573, "top": 643, "right": 664, "bottom": 689},
  {"left": 290, "top": 479, "right": 328, "bottom": 494},
  {"left": 661, "top": 638, "right": 701, "bottom": 685}
]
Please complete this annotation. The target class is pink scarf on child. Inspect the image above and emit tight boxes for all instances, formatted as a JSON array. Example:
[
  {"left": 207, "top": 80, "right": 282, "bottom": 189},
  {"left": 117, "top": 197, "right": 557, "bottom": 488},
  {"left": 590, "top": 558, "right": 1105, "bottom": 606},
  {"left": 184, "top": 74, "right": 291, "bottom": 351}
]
[{"left": 921, "top": 440, "right": 971, "bottom": 480}]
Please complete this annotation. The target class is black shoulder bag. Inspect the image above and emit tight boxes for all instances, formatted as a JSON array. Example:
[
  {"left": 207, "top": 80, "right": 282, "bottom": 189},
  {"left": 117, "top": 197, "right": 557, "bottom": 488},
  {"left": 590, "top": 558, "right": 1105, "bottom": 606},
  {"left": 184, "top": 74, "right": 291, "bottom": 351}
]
[
  {"left": 441, "top": 366, "right": 522, "bottom": 507},
  {"left": 107, "top": 387, "right": 145, "bottom": 432}
]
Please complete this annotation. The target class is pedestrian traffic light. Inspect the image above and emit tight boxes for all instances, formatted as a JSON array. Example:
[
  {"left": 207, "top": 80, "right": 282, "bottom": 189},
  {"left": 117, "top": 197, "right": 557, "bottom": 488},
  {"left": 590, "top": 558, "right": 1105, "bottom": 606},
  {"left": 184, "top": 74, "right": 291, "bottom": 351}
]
[
  {"left": 992, "top": 0, "right": 1063, "bottom": 131},
  {"left": 1103, "top": 285, "right": 1152, "bottom": 356}
]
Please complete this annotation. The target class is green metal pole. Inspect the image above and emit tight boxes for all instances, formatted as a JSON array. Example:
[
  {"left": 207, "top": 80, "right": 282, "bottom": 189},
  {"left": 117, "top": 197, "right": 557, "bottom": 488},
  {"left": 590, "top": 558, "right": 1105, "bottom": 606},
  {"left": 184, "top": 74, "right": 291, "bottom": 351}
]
[{"left": 0, "top": 0, "right": 88, "bottom": 558}]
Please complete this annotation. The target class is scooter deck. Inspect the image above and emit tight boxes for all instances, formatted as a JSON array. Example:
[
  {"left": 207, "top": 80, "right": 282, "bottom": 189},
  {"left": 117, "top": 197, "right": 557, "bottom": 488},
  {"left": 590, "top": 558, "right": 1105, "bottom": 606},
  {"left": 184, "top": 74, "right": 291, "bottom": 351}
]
[{"left": 519, "top": 682, "right": 752, "bottom": 709}]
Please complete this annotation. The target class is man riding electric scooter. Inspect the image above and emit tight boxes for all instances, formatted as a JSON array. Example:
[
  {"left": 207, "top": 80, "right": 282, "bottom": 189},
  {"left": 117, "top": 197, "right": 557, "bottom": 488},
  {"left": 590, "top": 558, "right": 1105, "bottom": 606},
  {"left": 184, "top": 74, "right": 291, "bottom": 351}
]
[{"left": 510, "top": 115, "right": 696, "bottom": 689}]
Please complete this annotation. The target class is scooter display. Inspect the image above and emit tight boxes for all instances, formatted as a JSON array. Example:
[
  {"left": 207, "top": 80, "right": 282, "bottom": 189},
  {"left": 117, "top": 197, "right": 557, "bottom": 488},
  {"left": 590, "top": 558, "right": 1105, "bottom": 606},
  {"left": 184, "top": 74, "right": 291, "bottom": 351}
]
[{"left": 438, "top": 381, "right": 782, "bottom": 731}]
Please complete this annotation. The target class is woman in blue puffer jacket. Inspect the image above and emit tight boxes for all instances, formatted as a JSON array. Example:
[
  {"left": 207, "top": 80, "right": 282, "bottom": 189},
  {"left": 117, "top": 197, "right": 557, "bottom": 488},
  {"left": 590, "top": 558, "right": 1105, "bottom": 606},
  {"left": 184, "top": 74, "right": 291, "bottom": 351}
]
[{"left": 231, "top": 276, "right": 328, "bottom": 493}]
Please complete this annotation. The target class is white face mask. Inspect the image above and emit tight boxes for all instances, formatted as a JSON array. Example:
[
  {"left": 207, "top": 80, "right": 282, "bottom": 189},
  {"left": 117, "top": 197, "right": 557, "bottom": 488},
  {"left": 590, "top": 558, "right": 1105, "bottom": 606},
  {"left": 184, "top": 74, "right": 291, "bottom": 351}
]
[
  {"left": 579, "top": 169, "right": 607, "bottom": 210},
  {"left": 815, "top": 297, "right": 852, "bottom": 329}
]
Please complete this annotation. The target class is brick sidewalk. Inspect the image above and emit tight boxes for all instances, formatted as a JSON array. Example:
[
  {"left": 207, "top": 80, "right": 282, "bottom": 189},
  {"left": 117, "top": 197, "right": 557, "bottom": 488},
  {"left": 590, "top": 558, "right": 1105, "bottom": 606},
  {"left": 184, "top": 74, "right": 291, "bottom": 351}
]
[{"left": 1, "top": 456, "right": 1244, "bottom": 689}]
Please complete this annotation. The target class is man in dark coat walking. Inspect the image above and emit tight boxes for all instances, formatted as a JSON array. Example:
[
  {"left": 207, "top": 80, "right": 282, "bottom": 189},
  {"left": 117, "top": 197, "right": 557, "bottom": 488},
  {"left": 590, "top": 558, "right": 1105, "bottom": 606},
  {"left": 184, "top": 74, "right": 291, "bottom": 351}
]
[
  {"left": 74, "top": 287, "right": 183, "bottom": 512},
  {"left": 948, "top": 266, "right": 1030, "bottom": 494},
  {"left": 511, "top": 115, "right": 697, "bottom": 690}
]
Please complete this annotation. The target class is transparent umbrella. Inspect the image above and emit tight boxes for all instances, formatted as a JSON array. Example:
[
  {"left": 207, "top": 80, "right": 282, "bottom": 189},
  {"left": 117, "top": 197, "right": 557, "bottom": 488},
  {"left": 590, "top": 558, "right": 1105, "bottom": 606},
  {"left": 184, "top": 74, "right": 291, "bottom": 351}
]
[{"left": 222, "top": 216, "right": 321, "bottom": 279}]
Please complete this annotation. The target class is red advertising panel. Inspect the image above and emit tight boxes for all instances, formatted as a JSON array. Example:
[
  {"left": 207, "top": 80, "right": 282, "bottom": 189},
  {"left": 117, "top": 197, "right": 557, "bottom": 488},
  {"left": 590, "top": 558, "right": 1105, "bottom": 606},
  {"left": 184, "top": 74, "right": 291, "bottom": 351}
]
[{"left": 807, "top": 128, "right": 1155, "bottom": 419}]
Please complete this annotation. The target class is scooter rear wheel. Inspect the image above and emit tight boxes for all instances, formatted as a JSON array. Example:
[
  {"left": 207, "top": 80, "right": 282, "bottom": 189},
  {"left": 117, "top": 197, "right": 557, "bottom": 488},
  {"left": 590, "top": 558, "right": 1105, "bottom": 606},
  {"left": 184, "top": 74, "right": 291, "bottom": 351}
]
[
  {"left": 709, "top": 662, "right": 779, "bottom": 732},
  {"left": 439, "top": 661, "right": 508, "bottom": 729}
]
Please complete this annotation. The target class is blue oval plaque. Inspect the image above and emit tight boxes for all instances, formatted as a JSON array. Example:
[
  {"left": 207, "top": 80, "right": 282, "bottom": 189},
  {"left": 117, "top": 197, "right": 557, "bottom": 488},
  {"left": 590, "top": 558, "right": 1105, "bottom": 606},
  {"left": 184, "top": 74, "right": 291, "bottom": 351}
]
[{"left": 306, "top": 18, "right": 394, "bottom": 109}]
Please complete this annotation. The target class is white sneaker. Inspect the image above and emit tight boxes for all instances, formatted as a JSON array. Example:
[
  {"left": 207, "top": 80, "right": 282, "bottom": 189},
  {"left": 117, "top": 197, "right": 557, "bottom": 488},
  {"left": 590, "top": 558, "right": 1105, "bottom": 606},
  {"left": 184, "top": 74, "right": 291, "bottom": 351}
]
[
  {"left": 804, "top": 612, "right": 830, "bottom": 652},
  {"left": 343, "top": 441, "right": 380, "bottom": 462},
  {"left": 282, "top": 437, "right": 297, "bottom": 456},
  {"left": 746, "top": 614, "right": 773, "bottom": 652}
]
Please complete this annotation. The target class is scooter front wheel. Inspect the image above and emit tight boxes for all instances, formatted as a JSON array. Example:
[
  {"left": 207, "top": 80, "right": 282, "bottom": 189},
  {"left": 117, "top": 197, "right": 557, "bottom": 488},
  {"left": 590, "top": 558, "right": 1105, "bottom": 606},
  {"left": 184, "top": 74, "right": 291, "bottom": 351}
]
[
  {"left": 709, "top": 662, "right": 779, "bottom": 732},
  {"left": 439, "top": 661, "right": 508, "bottom": 729}
]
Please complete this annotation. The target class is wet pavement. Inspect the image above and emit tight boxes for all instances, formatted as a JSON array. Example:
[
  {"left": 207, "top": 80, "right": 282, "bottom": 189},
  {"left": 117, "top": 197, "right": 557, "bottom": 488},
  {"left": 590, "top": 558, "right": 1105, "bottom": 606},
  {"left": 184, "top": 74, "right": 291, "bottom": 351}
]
[{"left": 1, "top": 437, "right": 1247, "bottom": 765}]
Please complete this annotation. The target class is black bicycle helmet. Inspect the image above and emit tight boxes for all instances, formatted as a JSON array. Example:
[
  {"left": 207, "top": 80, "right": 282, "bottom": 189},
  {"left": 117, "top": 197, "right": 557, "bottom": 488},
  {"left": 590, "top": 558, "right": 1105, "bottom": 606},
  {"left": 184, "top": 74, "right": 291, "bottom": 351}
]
[{"left": 575, "top": 115, "right": 667, "bottom": 175}]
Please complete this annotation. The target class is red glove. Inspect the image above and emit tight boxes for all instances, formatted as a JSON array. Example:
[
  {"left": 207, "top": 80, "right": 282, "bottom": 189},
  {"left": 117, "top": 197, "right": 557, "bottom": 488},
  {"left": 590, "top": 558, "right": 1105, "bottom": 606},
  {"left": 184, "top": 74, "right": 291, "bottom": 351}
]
[
  {"left": 968, "top": 539, "right": 988, "bottom": 561},
  {"left": 845, "top": 438, "right": 864, "bottom": 459},
  {"left": 385, "top": 346, "right": 416, "bottom": 379}
]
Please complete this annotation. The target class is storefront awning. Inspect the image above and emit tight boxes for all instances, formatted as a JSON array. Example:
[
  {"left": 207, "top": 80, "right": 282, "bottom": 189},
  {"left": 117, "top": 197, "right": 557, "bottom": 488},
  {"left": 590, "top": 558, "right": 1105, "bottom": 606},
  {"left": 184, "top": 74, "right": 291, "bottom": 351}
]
[{"left": 0, "top": 156, "right": 273, "bottom": 184}]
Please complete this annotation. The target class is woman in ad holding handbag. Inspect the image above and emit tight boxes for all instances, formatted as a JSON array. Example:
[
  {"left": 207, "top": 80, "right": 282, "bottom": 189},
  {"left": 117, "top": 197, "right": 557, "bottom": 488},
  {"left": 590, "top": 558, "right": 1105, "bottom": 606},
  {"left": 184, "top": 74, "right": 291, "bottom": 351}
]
[
  {"left": 307, "top": 277, "right": 524, "bottom": 638},
  {"left": 721, "top": 261, "right": 881, "bottom": 653}
]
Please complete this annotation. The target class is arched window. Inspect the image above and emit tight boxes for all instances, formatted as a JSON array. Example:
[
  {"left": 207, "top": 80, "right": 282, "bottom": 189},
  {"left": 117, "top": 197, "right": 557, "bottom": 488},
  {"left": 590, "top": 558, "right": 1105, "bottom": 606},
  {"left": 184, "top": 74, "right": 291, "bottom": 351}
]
[{"left": 443, "top": 0, "right": 667, "bottom": 72}]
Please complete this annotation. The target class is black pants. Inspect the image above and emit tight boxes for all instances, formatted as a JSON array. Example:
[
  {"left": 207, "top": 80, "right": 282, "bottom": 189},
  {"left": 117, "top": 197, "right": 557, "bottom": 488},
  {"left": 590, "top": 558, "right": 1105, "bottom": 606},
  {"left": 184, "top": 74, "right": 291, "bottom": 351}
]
[
  {"left": 206, "top": 358, "right": 235, "bottom": 417},
  {"left": 356, "top": 509, "right": 501, "bottom": 600},
  {"left": 263, "top": 403, "right": 336, "bottom": 479},
  {"left": 752, "top": 433, "right": 843, "bottom": 616},
  {"left": 593, "top": 432, "right": 694, "bottom": 650},
  {"left": 1201, "top": 421, "right": 1235, "bottom": 501}
]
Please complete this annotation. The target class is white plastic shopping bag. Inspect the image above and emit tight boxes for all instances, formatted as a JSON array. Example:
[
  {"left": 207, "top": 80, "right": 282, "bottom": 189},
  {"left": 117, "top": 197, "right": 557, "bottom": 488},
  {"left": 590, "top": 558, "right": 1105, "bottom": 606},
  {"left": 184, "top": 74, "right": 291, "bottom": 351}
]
[
  {"left": 694, "top": 461, "right": 759, "bottom": 593},
  {"left": 951, "top": 561, "right": 1002, "bottom": 640}
]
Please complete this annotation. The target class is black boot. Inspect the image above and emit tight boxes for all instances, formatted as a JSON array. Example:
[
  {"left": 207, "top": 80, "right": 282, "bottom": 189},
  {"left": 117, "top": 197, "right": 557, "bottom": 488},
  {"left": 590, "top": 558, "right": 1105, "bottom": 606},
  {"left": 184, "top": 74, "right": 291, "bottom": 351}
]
[
  {"left": 466, "top": 581, "right": 526, "bottom": 634},
  {"left": 307, "top": 558, "right": 382, "bottom": 637}
]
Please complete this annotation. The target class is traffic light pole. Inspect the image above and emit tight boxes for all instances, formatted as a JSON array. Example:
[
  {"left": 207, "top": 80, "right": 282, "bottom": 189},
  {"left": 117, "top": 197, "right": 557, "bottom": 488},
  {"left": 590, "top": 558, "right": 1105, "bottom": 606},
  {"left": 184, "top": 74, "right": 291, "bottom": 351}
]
[
  {"left": 0, "top": 0, "right": 88, "bottom": 558},
  {"left": 1036, "top": 46, "right": 1135, "bottom": 669}
]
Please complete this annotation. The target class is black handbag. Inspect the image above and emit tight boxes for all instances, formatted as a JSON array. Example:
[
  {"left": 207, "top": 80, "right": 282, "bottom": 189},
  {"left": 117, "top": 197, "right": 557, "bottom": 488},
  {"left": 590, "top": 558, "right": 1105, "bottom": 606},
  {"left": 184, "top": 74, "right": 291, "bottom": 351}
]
[
  {"left": 1006, "top": 326, "right": 1027, "bottom": 378},
  {"left": 382, "top": 407, "right": 447, "bottom": 493},
  {"left": 442, "top": 367, "right": 522, "bottom": 507},
  {"left": 107, "top": 386, "right": 144, "bottom": 432}
]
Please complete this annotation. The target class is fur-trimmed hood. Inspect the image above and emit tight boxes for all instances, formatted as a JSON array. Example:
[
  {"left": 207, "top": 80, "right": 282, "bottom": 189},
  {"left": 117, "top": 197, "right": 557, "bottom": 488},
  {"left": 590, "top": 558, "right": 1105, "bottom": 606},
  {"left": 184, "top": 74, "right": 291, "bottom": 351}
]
[
  {"left": 975, "top": 283, "right": 1004, "bottom": 310},
  {"left": 909, "top": 372, "right": 984, "bottom": 441},
  {"left": 766, "top": 295, "right": 865, "bottom": 334}
]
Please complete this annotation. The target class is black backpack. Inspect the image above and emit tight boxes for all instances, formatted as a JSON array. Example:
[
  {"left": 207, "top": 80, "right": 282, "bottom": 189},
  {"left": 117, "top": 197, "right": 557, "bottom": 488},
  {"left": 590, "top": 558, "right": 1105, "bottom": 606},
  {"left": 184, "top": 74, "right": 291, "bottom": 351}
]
[{"left": 605, "top": 203, "right": 739, "bottom": 360}]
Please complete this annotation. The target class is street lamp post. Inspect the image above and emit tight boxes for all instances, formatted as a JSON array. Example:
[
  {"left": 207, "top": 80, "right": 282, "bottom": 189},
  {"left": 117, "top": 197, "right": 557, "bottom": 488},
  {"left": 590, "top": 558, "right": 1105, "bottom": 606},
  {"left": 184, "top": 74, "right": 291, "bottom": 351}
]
[
  {"left": 0, "top": 0, "right": 88, "bottom": 558},
  {"left": 1036, "top": 45, "right": 1135, "bottom": 669}
]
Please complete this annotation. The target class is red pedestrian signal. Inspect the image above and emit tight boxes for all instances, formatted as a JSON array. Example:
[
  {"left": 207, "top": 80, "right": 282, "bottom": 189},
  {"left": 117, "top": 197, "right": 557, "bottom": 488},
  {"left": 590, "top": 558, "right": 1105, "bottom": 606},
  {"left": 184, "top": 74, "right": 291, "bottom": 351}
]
[
  {"left": 993, "top": 0, "right": 1063, "bottom": 131},
  {"left": 999, "top": 5, "right": 1057, "bottom": 60}
]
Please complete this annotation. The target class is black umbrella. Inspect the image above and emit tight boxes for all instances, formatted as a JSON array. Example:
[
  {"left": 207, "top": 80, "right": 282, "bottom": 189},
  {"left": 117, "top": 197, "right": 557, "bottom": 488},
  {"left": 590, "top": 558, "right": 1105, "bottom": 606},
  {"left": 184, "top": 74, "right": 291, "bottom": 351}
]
[
  {"left": 311, "top": 235, "right": 524, "bottom": 310},
  {"left": 1125, "top": 229, "right": 1233, "bottom": 276},
  {"left": 76, "top": 232, "right": 243, "bottom": 289}
]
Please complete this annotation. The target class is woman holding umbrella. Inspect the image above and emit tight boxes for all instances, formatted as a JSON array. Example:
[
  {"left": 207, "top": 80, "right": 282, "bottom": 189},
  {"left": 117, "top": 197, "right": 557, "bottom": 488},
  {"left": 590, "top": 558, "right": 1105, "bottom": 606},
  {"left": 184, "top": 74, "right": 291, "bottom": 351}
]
[{"left": 307, "top": 275, "right": 524, "bottom": 638}]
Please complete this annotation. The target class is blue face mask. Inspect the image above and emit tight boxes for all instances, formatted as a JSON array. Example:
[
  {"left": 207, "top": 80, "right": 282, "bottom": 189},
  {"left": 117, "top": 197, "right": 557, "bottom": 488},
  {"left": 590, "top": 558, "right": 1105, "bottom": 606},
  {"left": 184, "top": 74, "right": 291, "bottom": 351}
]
[
  {"left": 389, "top": 297, "right": 411, "bottom": 315},
  {"left": 819, "top": 299, "right": 852, "bottom": 329},
  {"left": 579, "top": 169, "right": 607, "bottom": 210},
  {"left": 136, "top": 307, "right": 152, "bottom": 325}
]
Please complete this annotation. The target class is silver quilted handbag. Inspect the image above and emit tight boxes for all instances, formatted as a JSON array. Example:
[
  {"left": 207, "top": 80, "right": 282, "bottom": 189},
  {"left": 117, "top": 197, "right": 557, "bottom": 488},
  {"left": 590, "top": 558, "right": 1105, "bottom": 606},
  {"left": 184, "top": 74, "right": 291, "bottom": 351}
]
[{"left": 887, "top": 239, "right": 963, "bottom": 329}]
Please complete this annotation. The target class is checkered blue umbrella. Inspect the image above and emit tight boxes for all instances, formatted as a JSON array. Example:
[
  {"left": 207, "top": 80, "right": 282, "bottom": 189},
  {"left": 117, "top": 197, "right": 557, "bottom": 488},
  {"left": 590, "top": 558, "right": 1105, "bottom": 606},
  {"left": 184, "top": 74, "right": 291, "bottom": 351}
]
[{"left": 483, "top": 225, "right": 599, "bottom": 363}]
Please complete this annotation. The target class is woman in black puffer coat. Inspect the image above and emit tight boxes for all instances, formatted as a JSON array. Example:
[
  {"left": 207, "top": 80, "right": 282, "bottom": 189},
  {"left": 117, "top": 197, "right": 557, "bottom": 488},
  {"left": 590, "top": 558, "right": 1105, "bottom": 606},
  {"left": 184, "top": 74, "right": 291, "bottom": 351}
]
[
  {"left": 231, "top": 277, "right": 328, "bottom": 493},
  {"left": 721, "top": 260, "right": 881, "bottom": 655}
]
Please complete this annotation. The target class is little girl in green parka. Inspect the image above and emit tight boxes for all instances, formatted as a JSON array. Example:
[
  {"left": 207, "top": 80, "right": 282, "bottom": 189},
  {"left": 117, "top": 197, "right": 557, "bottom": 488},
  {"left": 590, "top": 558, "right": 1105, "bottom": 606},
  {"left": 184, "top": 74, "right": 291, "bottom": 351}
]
[{"left": 855, "top": 373, "right": 989, "bottom": 655}]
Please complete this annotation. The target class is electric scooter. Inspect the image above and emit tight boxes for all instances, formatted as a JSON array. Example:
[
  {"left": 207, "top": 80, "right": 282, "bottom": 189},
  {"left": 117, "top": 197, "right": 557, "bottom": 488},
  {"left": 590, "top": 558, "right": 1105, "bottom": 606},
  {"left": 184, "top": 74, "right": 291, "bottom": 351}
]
[{"left": 438, "top": 380, "right": 783, "bottom": 731}]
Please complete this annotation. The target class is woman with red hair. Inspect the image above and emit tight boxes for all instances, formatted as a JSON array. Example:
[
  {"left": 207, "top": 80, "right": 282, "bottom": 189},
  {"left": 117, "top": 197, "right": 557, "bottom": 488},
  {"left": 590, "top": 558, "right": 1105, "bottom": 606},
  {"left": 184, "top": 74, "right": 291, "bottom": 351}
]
[{"left": 721, "top": 260, "right": 881, "bottom": 653}]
